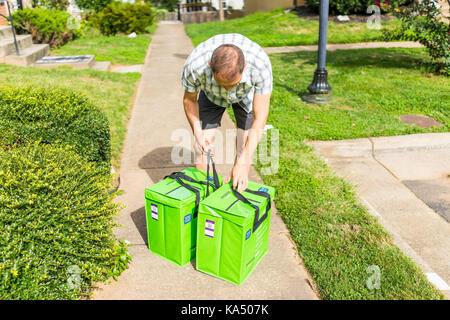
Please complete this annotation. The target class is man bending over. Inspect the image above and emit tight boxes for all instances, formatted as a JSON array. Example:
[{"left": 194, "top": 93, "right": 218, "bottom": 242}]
[{"left": 182, "top": 33, "right": 273, "bottom": 192}]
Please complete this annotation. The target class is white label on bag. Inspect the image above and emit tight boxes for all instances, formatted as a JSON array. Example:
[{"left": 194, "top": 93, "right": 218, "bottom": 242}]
[
  {"left": 151, "top": 203, "right": 158, "bottom": 221},
  {"left": 205, "top": 220, "right": 215, "bottom": 238}
]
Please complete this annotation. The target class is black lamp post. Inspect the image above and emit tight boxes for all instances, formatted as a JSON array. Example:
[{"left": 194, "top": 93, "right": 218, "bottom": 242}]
[{"left": 302, "top": 0, "right": 332, "bottom": 103}]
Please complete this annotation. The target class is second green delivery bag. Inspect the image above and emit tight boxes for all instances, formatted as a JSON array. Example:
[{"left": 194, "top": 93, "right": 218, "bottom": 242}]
[{"left": 196, "top": 181, "right": 275, "bottom": 285}]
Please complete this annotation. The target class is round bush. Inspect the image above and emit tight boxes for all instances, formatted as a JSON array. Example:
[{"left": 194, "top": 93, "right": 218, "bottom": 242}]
[
  {"left": 0, "top": 142, "right": 131, "bottom": 299},
  {"left": 90, "top": 2, "right": 157, "bottom": 36},
  {"left": 0, "top": 85, "right": 111, "bottom": 167}
]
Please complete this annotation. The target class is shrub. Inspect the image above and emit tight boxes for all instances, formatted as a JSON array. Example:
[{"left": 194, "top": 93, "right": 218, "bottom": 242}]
[
  {"left": 33, "top": 0, "right": 70, "bottom": 11},
  {"left": 0, "top": 142, "right": 131, "bottom": 299},
  {"left": 90, "top": 2, "right": 157, "bottom": 36},
  {"left": 0, "top": 86, "right": 111, "bottom": 166},
  {"left": 11, "top": 8, "right": 80, "bottom": 48},
  {"left": 154, "top": 0, "right": 180, "bottom": 12},
  {"left": 305, "top": 0, "right": 412, "bottom": 15},
  {"left": 384, "top": 0, "right": 449, "bottom": 75},
  {"left": 74, "top": 0, "right": 113, "bottom": 12}
]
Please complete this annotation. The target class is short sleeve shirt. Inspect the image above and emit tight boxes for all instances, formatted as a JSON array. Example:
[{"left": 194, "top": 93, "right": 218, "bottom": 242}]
[{"left": 181, "top": 33, "right": 273, "bottom": 113}]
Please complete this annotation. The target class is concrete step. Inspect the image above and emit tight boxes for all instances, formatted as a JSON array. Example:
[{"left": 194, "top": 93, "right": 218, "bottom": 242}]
[
  {"left": 0, "top": 34, "right": 33, "bottom": 57},
  {"left": 0, "top": 26, "right": 13, "bottom": 39},
  {"left": 33, "top": 54, "right": 96, "bottom": 69},
  {"left": 1, "top": 43, "right": 50, "bottom": 66}
]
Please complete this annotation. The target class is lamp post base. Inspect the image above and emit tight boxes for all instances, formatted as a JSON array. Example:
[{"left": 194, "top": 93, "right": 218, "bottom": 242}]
[{"left": 301, "top": 93, "right": 332, "bottom": 104}]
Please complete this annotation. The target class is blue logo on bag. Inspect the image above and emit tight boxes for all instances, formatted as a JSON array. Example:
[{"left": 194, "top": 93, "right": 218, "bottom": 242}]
[
  {"left": 184, "top": 214, "right": 192, "bottom": 224},
  {"left": 245, "top": 229, "right": 251, "bottom": 240},
  {"left": 258, "top": 187, "right": 268, "bottom": 192},
  {"left": 208, "top": 176, "right": 214, "bottom": 181}
]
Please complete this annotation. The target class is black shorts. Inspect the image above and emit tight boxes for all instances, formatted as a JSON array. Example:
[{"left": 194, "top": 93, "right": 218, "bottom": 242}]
[{"left": 198, "top": 90, "right": 253, "bottom": 130}]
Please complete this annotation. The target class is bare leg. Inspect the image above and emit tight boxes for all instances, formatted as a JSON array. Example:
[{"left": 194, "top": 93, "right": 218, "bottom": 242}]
[
  {"left": 235, "top": 128, "right": 250, "bottom": 165},
  {"left": 194, "top": 128, "right": 216, "bottom": 171}
]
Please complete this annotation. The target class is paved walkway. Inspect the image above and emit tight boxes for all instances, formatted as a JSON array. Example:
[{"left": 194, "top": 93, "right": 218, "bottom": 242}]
[
  {"left": 264, "top": 41, "right": 423, "bottom": 54},
  {"left": 307, "top": 133, "right": 450, "bottom": 296},
  {"left": 93, "top": 23, "right": 318, "bottom": 300}
]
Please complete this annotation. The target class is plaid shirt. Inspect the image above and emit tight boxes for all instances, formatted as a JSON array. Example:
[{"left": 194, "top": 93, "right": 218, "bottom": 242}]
[{"left": 182, "top": 33, "right": 273, "bottom": 113}]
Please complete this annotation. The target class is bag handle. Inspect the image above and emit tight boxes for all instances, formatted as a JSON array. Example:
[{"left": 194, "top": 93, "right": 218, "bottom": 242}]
[
  {"left": 230, "top": 185, "right": 271, "bottom": 233},
  {"left": 163, "top": 151, "right": 220, "bottom": 218},
  {"left": 206, "top": 149, "right": 220, "bottom": 197}
]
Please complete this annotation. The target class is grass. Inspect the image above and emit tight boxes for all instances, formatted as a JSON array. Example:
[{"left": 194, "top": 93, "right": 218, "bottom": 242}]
[
  {"left": 185, "top": 9, "right": 402, "bottom": 47},
  {"left": 233, "top": 47, "right": 448, "bottom": 299},
  {"left": 51, "top": 33, "right": 153, "bottom": 65},
  {"left": 0, "top": 64, "right": 141, "bottom": 169}
]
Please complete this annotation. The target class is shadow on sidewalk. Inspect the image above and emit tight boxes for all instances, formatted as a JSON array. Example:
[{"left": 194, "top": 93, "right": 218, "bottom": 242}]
[
  {"left": 130, "top": 206, "right": 148, "bottom": 245},
  {"left": 138, "top": 146, "right": 193, "bottom": 182},
  {"left": 132, "top": 146, "right": 195, "bottom": 244}
]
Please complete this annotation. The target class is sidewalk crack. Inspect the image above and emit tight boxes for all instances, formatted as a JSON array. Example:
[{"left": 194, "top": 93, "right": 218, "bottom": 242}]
[{"left": 368, "top": 137, "right": 400, "bottom": 181}]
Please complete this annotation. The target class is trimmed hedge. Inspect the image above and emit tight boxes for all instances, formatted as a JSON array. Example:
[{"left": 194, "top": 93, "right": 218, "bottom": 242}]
[
  {"left": 11, "top": 8, "right": 81, "bottom": 48},
  {"left": 0, "top": 142, "right": 131, "bottom": 299},
  {"left": 90, "top": 2, "right": 157, "bottom": 36},
  {"left": 0, "top": 86, "right": 111, "bottom": 167}
]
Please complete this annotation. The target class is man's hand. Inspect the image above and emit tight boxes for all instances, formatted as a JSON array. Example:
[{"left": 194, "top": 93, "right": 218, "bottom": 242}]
[
  {"left": 193, "top": 132, "right": 208, "bottom": 155},
  {"left": 227, "top": 162, "right": 250, "bottom": 193}
]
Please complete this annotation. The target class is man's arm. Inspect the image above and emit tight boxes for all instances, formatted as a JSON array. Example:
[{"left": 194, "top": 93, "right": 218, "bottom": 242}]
[
  {"left": 231, "top": 92, "right": 271, "bottom": 192},
  {"left": 183, "top": 90, "right": 208, "bottom": 154}
]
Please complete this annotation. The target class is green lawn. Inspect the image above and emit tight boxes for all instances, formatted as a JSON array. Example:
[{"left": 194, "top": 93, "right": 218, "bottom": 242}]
[
  {"left": 234, "top": 47, "right": 448, "bottom": 299},
  {"left": 0, "top": 64, "right": 141, "bottom": 169},
  {"left": 51, "top": 34, "right": 152, "bottom": 65},
  {"left": 186, "top": 9, "right": 401, "bottom": 47}
]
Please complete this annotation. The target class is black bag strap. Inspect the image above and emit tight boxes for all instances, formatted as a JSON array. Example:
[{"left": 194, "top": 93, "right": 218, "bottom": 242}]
[
  {"left": 206, "top": 149, "right": 220, "bottom": 197},
  {"left": 230, "top": 186, "right": 272, "bottom": 233}
]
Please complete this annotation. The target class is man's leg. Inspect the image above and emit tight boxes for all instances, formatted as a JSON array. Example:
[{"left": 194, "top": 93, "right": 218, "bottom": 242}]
[
  {"left": 194, "top": 127, "right": 216, "bottom": 171},
  {"left": 232, "top": 103, "right": 253, "bottom": 166},
  {"left": 196, "top": 91, "right": 226, "bottom": 171},
  {"left": 223, "top": 103, "right": 254, "bottom": 187},
  {"left": 235, "top": 128, "right": 250, "bottom": 164}
]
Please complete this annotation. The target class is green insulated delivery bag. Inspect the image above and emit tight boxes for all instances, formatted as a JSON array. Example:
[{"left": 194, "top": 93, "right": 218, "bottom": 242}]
[
  {"left": 196, "top": 181, "right": 275, "bottom": 285},
  {"left": 145, "top": 156, "right": 222, "bottom": 266}
]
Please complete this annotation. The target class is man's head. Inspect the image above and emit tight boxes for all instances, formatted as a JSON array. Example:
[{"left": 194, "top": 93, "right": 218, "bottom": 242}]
[{"left": 209, "top": 44, "right": 246, "bottom": 91}]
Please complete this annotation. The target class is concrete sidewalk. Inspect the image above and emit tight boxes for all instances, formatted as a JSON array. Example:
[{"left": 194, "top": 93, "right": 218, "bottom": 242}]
[
  {"left": 92, "top": 23, "right": 318, "bottom": 300},
  {"left": 264, "top": 41, "right": 423, "bottom": 54},
  {"left": 306, "top": 133, "right": 450, "bottom": 296}
]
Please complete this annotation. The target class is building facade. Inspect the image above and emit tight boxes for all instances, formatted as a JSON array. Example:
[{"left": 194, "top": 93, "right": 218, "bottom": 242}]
[{"left": 180, "top": 0, "right": 298, "bottom": 13}]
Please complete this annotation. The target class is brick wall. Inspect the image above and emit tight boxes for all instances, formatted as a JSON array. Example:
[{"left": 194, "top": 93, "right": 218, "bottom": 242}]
[{"left": 0, "top": 3, "right": 8, "bottom": 26}]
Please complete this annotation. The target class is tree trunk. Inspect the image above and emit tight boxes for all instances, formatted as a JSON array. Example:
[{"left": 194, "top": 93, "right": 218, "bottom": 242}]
[{"left": 218, "top": 0, "right": 224, "bottom": 21}]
